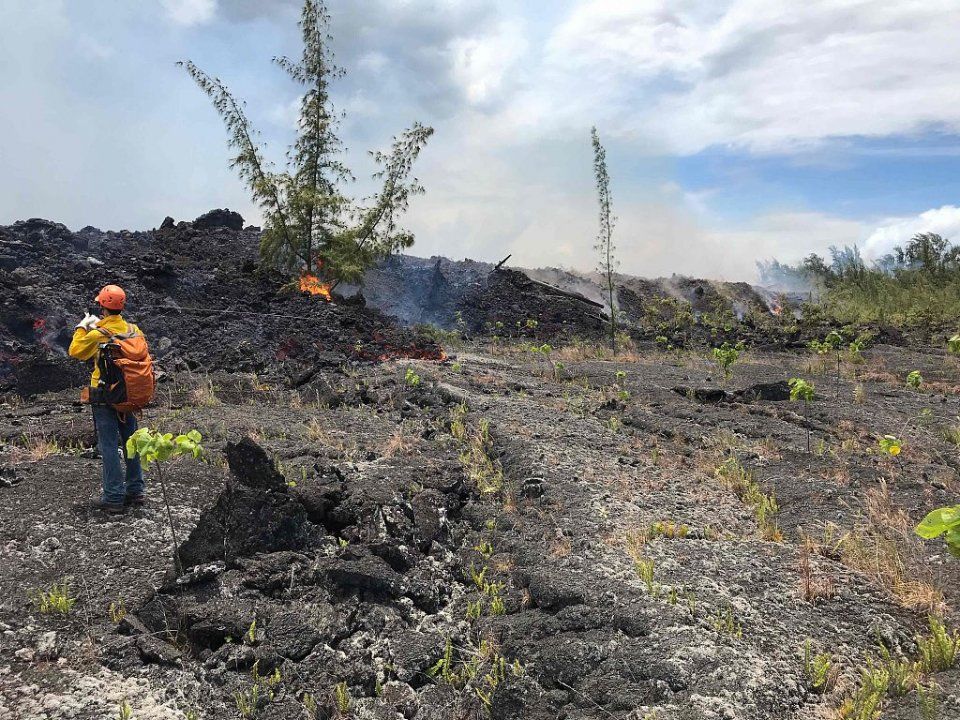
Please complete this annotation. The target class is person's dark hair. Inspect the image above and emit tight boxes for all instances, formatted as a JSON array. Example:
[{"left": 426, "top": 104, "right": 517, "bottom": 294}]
[{"left": 102, "top": 307, "right": 122, "bottom": 316}]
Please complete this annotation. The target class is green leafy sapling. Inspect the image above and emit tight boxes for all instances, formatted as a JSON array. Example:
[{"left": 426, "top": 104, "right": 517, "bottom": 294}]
[
  {"left": 915, "top": 504, "right": 960, "bottom": 557},
  {"left": 712, "top": 341, "right": 745, "bottom": 384},
  {"left": 878, "top": 435, "right": 902, "bottom": 457},
  {"left": 948, "top": 334, "right": 960, "bottom": 355},
  {"left": 878, "top": 434, "right": 904, "bottom": 475},
  {"left": 126, "top": 428, "right": 204, "bottom": 575},
  {"left": 789, "top": 378, "right": 816, "bottom": 452},
  {"left": 809, "top": 330, "right": 846, "bottom": 402},
  {"left": 907, "top": 370, "right": 923, "bottom": 390}
]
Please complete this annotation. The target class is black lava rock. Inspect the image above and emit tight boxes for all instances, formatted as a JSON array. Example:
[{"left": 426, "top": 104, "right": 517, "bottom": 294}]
[{"left": 192, "top": 208, "right": 244, "bottom": 231}]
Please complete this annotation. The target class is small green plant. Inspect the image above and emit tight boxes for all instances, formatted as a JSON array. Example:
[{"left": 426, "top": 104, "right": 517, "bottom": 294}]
[
  {"left": 878, "top": 434, "right": 902, "bottom": 458},
  {"left": 847, "top": 335, "right": 868, "bottom": 363},
  {"left": 108, "top": 597, "right": 126, "bottom": 624},
  {"left": 404, "top": 367, "right": 422, "bottom": 387},
  {"left": 915, "top": 505, "right": 960, "bottom": 557},
  {"left": 878, "top": 646, "right": 918, "bottom": 697},
  {"left": 474, "top": 540, "right": 494, "bottom": 558},
  {"left": 234, "top": 685, "right": 260, "bottom": 719},
  {"left": 126, "top": 428, "right": 204, "bottom": 574},
  {"left": 803, "top": 640, "right": 838, "bottom": 693},
  {"left": 451, "top": 361, "right": 463, "bottom": 373},
  {"left": 457, "top": 418, "right": 504, "bottom": 494},
  {"left": 709, "top": 605, "right": 743, "bottom": 638},
  {"left": 915, "top": 616, "right": 960, "bottom": 673},
  {"left": 33, "top": 582, "right": 75, "bottom": 615},
  {"left": 789, "top": 378, "right": 816, "bottom": 452},
  {"left": 633, "top": 556, "right": 657, "bottom": 594},
  {"left": 714, "top": 457, "right": 782, "bottom": 541},
  {"left": 948, "top": 334, "right": 960, "bottom": 354},
  {"left": 838, "top": 661, "right": 889, "bottom": 720},
  {"left": 466, "top": 599, "right": 483, "bottom": 620},
  {"left": 810, "top": 330, "right": 846, "bottom": 402},
  {"left": 117, "top": 700, "right": 133, "bottom": 720},
  {"left": 907, "top": 370, "right": 924, "bottom": 390},
  {"left": 646, "top": 521, "right": 690, "bottom": 540},
  {"left": 246, "top": 618, "right": 258, "bottom": 645},
  {"left": 918, "top": 684, "right": 940, "bottom": 720},
  {"left": 711, "top": 341, "right": 745, "bottom": 383},
  {"left": 333, "top": 681, "right": 351, "bottom": 715},
  {"left": 428, "top": 636, "right": 456, "bottom": 683}
]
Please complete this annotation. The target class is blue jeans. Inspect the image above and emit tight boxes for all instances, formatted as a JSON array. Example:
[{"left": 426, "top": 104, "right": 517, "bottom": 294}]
[{"left": 93, "top": 406, "right": 144, "bottom": 504}]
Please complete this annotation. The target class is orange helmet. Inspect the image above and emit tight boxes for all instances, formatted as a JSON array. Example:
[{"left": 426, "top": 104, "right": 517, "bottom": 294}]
[{"left": 95, "top": 284, "right": 126, "bottom": 310}]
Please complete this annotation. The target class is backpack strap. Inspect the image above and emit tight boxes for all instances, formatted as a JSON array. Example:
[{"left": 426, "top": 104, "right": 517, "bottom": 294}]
[{"left": 95, "top": 327, "right": 141, "bottom": 341}]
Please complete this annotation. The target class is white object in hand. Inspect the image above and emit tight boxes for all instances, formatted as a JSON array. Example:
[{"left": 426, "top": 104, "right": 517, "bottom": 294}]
[{"left": 76, "top": 313, "right": 100, "bottom": 330}]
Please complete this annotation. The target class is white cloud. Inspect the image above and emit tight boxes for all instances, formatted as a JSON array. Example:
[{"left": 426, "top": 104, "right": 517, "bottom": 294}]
[
  {"left": 531, "top": 0, "right": 960, "bottom": 153},
  {"left": 863, "top": 205, "right": 960, "bottom": 258},
  {"left": 449, "top": 19, "right": 528, "bottom": 108},
  {"left": 399, "top": 119, "right": 866, "bottom": 281},
  {"left": 161, "top": 0, "right": 217, "bottom": 26}
]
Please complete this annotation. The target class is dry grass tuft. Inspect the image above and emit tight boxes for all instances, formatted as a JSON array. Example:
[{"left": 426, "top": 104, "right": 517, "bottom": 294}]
[
  {"left": 381, "top": 423, "right": 420, "bottom": 458},
  {"left": 190, "top": 376, "right": 222, "bottom": 407},
  {"left": 830, "top": 486, "right": 947, "bottom": 614},
  {"left": 10, "top": 434, "right": 61, "bottom": 463},
  {"left": 798, "top": 542, "right": 835, "bottom": 603}
]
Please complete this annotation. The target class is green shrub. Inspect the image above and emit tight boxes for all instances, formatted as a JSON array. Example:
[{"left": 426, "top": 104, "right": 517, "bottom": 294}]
[{"left": 126, "top": 428, "right": 204, "bottom": 574}]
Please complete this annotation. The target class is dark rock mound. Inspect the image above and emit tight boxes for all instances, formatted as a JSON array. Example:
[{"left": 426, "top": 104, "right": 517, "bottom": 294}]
[
  {"left": 674, "top": 380, "right": 792, "bottom": 404},
  {"left": 178, "top": 438, "right": 319, "bottom": 568},
  {"left": 178, "top": 482, "right": 318, "bottom": 569},
  {"left": 735, "top": 379, "right": 792, "bottom": 401},
  {"left": 460, "top": 268, "right": 606, "bottom": 340},
  {"left": 225, "top": 436, "right": 288, "bottom": 492},
  {"left": 673, "top": 385, "right": 728, "bottom": 404},
  {"left": 192, "top": 208, "right": 244, "bottom": 231}
]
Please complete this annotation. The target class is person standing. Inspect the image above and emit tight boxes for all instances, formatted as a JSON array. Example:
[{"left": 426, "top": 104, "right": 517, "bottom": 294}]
[{"left": 69, "top": 284, "right": 147, "bottom": 514}]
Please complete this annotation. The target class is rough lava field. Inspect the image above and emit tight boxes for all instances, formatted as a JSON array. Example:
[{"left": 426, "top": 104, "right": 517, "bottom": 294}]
[{"left": 1, "top": 214, "right": 959, "bottom": 720}]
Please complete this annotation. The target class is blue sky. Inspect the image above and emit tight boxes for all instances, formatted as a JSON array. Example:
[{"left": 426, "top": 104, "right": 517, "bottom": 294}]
[{"left": 3, "top": 0, "right": 960, "bottom": 280}]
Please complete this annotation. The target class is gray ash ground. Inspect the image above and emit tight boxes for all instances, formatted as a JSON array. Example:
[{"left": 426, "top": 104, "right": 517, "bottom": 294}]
[
  {"left": 2, "top": 213, "right": 960, "bottom": 718},
  {"left": 2, "top": 338, "right": 960, "bottom": 719}
]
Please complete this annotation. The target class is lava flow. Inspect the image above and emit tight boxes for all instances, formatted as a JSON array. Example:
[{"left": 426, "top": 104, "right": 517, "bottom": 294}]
[{"left": 299, "top": 273, "right": 332, "bottom": 301}]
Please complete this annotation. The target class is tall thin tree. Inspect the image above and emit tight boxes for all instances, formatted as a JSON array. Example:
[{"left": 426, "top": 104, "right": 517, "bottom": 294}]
[
  {"left": 180, "top": 0, "right": 432, "bottom": 284},
  {"left": 591, "top": 127, "right": 618, "bottom": 353}
]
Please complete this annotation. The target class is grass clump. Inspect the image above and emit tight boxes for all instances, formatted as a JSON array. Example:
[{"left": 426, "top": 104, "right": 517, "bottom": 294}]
[
  {"left": 916, "top": 617, "right": 960, "bottom": 674},
  {"left": 709, "top": 605, "right": 743, "bottom": 638},
  {"left": 33, "top": 582, "right": 76, "bottom": 615},
  {"left": 714, "top": 457, "right": 782, "bottom": 541},
  {"left": 803, "top": 639, "right": 838, "bottom": 693},
  {"left": 450, "top": 404, "right": 504, "bottom": 495}
]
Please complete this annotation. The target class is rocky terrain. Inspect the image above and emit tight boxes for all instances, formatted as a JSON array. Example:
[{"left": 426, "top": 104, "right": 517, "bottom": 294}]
[{"left": 1, "top": 214, "right": 959, "bottom": 719}]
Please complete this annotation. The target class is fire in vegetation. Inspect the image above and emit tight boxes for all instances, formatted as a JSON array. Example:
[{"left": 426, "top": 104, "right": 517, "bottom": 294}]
[{"left": 299, "top": 273, "right": 332, "bottom": 301}]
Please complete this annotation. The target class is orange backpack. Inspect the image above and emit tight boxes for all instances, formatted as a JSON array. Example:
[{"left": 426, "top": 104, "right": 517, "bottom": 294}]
[{"left": 81, "top": 327, "right": 156, "bottom": 413}]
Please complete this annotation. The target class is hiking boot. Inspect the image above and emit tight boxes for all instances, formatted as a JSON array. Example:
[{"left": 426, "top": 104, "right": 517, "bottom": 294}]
[
  {"left": 124, "top": 494, "right": 146, "bottom": 507},
  {"left": 95, "top": 499, "right": 126, "bottom": 515}
]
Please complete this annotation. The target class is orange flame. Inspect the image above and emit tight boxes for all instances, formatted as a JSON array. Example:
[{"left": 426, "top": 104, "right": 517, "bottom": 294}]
[
  {"left": 770, "top": 303, "right": 783, "bottom": 317},
  {"left": 299, "top": 273, "right": 332, "bottom": 301}
]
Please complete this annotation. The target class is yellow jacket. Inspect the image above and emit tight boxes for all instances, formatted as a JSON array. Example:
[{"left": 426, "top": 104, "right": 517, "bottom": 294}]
[{"left": 69, "top": 314, "right": 143, "bottom": 387}]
